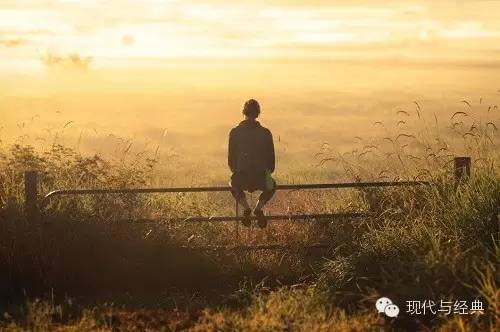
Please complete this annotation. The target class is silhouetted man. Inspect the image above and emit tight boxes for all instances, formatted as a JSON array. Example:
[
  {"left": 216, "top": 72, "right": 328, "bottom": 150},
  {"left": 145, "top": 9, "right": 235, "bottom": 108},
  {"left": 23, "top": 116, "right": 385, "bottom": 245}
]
[{"left": 228, "top": 99, "right": 276, "bottom": 228}]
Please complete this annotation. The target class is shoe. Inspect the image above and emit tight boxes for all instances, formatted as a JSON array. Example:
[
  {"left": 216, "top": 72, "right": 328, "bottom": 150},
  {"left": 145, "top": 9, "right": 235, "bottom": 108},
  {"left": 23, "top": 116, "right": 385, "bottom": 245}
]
[
  {"left": 254, "top": 209, "right": 267, "bottom": 228},
  {"left": 242, "top": 208, "right": 251, "bottom": 227}
]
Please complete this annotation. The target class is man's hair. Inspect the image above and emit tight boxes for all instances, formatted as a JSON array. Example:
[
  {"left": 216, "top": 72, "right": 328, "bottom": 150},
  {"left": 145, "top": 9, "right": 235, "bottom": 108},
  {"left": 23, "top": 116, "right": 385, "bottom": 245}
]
[{"left": 243, "top": 99, "right": 260, "bottom": 118}]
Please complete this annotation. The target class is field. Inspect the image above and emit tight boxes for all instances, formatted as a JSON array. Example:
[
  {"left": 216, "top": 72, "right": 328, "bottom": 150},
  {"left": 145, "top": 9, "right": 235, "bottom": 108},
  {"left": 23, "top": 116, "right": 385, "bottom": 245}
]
[
  {"left": 0, "top": 82, "right": 500, "bottom": 331},
  {"left": 1, "top": 63, "right": 500, "bottom": 330}
]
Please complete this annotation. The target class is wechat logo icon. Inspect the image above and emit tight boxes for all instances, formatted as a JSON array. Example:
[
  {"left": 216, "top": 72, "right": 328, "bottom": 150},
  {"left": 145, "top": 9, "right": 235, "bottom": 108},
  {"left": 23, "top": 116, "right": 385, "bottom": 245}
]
[{"left": 376, "top": 297, "right": 400, "bottom": 318}]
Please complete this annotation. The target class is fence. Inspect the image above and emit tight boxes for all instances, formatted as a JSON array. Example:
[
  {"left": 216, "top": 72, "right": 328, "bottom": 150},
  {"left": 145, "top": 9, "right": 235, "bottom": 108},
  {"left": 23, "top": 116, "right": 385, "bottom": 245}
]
[
  {"left": 24, "top": 157, "right": 471, "bottom": 225},
  {"left": 21, "top": 157, "right": 471, "bottom": 250}
]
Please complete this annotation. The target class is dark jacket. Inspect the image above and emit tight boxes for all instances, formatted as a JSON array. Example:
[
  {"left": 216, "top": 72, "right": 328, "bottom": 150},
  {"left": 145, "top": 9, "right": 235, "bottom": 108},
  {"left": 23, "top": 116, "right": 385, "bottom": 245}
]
[{"left": 228, "top": 119, "right": 275, "bottom": 174}]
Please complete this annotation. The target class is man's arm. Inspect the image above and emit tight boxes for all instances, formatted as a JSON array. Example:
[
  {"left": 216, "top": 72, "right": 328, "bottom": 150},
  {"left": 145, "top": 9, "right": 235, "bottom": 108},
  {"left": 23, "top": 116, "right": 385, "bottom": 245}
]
[
  {"left": 266, "top": 130, "right": 275, "bottom": 173},
  {"left": 228, "top": 129, "right": 237, "bottom": 173}
]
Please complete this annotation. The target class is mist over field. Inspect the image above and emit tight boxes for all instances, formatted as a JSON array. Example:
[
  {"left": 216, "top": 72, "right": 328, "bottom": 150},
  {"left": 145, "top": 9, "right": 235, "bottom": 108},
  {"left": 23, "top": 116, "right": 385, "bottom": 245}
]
[{"left": 3, "top": 60, "right": 500, "bottom": 184}]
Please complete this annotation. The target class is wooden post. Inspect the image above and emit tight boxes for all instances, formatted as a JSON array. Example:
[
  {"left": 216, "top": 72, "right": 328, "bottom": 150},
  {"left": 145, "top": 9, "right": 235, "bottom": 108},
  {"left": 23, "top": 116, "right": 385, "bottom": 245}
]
[
  {"left": 454, "top": 157, "right": 471, "bottom": 182},
  {"left": 24, "top": 170, "right": 38, "bottom": 221}
]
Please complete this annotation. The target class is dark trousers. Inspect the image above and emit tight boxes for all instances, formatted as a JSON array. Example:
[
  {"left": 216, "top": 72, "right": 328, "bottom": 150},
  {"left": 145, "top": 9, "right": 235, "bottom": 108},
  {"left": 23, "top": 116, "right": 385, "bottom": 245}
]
[{"left": 230, "top": 171, "right": 276, "bottom": 205}]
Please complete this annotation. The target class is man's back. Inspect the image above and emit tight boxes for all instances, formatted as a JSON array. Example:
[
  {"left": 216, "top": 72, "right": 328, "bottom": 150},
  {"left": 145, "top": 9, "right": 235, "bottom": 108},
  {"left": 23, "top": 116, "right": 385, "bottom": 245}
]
[{"left": 228, "top": 119, "right": 275, "bottom": 175}]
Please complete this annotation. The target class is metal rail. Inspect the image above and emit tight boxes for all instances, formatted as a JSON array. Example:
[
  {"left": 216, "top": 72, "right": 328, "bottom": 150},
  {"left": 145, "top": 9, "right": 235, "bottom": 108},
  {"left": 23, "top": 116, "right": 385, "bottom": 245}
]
[
  {"left": 41, "top": 180, "right": 428, "bottom": 206},
  {"left": 22, "top": 157, "right": 471, "bottom": 251},
  {"left": 125, "top": 212, "right": 371, "bottom": 224}
]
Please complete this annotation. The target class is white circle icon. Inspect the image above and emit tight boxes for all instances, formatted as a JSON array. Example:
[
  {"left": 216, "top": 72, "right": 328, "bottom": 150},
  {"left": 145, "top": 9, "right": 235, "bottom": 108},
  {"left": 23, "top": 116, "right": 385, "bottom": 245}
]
[
  {"left": 376, "top": 297, "right": 393, "bottom": 313},
  {"left": 384, "top": 304, "right": 400, "bottom": 318}
]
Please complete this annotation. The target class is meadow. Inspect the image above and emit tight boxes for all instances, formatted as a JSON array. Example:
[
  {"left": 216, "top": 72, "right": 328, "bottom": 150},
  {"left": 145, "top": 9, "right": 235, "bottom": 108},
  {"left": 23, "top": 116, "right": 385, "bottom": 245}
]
[{"left": 1, "top": 64, "right": 499, "bottom": 330}]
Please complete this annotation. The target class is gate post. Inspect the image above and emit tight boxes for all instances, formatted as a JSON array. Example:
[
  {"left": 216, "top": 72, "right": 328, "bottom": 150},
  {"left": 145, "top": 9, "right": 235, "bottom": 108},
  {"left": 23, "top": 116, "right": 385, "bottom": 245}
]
[
  {"left": 454, "top": 157, "right": 471, "bottom": 182},
  {"left": 24, "top": 170, "right": 39, "bottom": 221}
]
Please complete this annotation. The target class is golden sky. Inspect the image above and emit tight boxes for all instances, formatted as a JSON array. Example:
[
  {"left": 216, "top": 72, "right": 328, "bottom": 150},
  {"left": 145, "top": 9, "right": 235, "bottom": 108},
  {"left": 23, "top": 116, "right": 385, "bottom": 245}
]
[{"left": 2, "top": 0, "right": 500, "bottom": 71}]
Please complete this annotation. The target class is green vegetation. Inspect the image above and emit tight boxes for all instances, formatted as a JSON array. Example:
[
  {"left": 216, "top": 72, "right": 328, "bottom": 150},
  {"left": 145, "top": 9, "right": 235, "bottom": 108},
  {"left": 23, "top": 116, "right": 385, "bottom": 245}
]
[{"left": 0, "top": 105, "right": 498, "bottom": 331}]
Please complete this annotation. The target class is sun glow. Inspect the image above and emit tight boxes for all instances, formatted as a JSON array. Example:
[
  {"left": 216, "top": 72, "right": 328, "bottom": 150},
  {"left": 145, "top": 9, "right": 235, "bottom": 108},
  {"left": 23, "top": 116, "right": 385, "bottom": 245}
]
[{"left": 1, "top": 0, "right": 500, "bottom": 71}]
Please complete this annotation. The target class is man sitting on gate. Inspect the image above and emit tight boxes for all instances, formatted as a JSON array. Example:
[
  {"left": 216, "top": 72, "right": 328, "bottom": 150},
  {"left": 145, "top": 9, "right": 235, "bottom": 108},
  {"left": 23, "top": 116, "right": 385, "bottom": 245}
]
[{"left": 228, "top": 99, "right": 276, "bottom": 228}]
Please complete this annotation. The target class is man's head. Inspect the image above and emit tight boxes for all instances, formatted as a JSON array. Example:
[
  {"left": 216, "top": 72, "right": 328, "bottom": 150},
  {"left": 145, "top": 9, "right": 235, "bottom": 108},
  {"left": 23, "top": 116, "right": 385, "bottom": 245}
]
[{"left": 243, "top": 99, "right": 260, "bottom": 119}]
